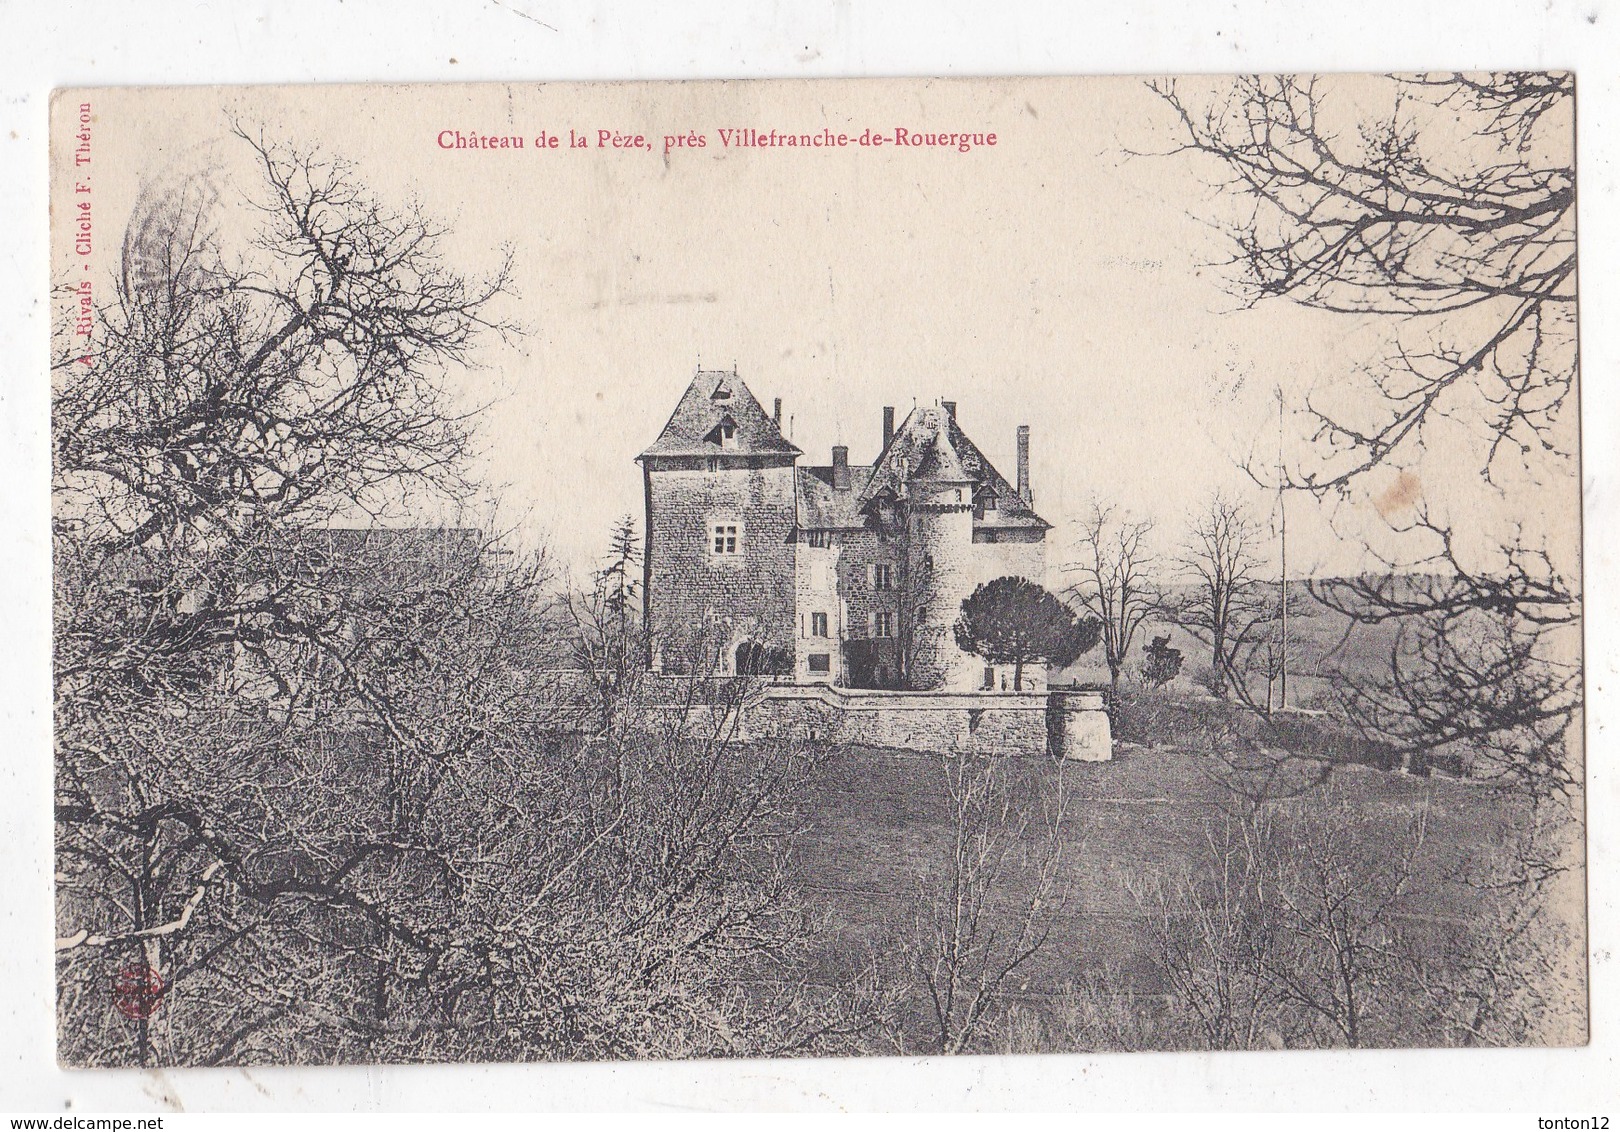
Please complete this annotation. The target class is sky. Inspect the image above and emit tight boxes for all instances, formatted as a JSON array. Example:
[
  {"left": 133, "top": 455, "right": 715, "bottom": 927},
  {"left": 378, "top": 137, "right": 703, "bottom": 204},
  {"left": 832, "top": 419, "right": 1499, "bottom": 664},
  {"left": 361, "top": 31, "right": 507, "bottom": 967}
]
[{"left": 53, "top": 76, "right": 1579, "bottom": 588}]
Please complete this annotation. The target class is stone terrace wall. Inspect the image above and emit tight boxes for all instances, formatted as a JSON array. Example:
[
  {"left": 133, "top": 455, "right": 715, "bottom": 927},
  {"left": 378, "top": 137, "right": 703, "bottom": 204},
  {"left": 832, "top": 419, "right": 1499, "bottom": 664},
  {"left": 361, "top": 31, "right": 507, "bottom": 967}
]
[{"left": 736, "top": 683, "right": 1110, "bottom": 760}]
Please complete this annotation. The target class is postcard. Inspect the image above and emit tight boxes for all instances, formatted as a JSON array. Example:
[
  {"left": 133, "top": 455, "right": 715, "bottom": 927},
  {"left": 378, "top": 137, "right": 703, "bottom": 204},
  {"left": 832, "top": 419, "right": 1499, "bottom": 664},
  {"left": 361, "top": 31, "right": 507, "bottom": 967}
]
[{"left": 50, "top": 74, "right": 1584, "bottom": 1066}]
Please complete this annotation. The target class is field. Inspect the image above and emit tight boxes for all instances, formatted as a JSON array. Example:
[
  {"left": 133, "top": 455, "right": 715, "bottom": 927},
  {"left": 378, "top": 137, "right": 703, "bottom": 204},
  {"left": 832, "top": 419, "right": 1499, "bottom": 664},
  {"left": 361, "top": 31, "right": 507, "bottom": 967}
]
[
  {"left": 784, "top": 738, "right": 1522, "bottom": 1016},
  {"left": 1054, "top": 582, "right": 1407, "bottom": 708}
]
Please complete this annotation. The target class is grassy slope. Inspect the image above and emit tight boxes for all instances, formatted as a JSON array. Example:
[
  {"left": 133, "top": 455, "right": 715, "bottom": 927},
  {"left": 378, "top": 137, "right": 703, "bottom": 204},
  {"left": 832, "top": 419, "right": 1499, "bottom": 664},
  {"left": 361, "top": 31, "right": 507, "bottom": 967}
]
[{"left": 785, "top": 740, "right": 1517, "bottom": 998}]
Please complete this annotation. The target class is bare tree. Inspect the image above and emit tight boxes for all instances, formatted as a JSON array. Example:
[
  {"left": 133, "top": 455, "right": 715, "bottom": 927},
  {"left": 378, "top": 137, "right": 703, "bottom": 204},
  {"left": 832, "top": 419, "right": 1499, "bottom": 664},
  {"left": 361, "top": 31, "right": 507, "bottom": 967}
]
[
  {"left": 1323, "top": 585, "right": 1580, "bottom": 796},
  {"left": 53, "top": 125, "right": 518, "bottom": 1066},
  {"left": 1064, "top": 502, "right": 1160, "bottom": 693},
  {"left": 54, "top": 528, "right": 563, "bottom": 1066},
  {"left": 1194, "top": 724, "right": 1333, "bottom": 823},
  {"left": 1150, "top": 73, "right": 1581, "bottom": 791},
  {"left": 53, "top": 130, "right": 865, "bottom": 1066},
  {"left": 1136, "top": 785, "right": 1430, "bottom": 1051},
  {"left": 565, "top": 515, "right": 649, "bottom": 734},
  {"left": 1408, "top": 795, "right": 1586, "bottom": 1047},
  {"left": 1265, "top": 794, "right": 1428, "bottom": 1048},
  {"left": 57, "top": 512, "right": 866, "bottom": 1066},
  {"left": 1171, "top": 493, "right": 1273, "bottom": 701},
  {"left": 1133, "top": 811, "right": 1286, "bottom": 1051},
  {"left": 1046, "top": 962, "right": 1175, "bottom": 1053},
  {"left": 1152, "top": 74, "right": 1574, "bottom": 499},
  {"left": 906, "top": 753, "right": 1069, "bottom": 1055}
]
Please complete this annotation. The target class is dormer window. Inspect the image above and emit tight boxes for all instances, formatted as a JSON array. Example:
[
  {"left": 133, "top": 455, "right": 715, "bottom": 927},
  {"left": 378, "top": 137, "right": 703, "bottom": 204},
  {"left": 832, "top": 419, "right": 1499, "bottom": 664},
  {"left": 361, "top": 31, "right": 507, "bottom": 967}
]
[
  {"left": 704, "top": 416, "right": 740, "bottom": 449},
  {"left": 973, "top": 484, "right": 998, "bottom": 520},
  {"left": 711, "top": 382, "right": 732, "bottom": 401}
]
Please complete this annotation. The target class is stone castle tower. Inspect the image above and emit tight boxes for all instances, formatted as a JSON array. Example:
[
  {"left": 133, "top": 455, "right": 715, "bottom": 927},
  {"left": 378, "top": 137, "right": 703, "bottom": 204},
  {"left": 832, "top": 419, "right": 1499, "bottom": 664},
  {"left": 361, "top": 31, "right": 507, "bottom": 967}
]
[
  {"left": 899, "top": 408, "right": 979, "bottom": 689},
  {"left": 637, "top": 369, "right": 800, "bottom": 675}
]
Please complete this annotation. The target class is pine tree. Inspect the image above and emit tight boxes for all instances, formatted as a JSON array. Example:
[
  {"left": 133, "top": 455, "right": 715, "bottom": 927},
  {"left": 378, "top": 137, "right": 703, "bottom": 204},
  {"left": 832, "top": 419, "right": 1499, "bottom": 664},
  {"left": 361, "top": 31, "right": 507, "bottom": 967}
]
[{"left": 953, "top": 576, "right": 1101, "bottom": 691}]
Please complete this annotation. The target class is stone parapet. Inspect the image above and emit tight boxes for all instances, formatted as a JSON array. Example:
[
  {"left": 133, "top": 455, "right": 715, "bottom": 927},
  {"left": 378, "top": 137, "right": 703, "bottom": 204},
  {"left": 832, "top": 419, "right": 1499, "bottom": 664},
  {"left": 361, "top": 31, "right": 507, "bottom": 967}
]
[{"left": 724, "top": 682, "right": 1111, "bottom": 760}]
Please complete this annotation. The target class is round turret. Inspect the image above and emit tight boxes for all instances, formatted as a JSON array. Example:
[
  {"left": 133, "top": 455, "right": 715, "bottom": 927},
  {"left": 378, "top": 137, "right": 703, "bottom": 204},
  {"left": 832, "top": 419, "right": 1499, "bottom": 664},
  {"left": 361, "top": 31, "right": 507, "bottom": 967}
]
[{"left": 900, "top": 409, "right": 978, "bottom": 689}]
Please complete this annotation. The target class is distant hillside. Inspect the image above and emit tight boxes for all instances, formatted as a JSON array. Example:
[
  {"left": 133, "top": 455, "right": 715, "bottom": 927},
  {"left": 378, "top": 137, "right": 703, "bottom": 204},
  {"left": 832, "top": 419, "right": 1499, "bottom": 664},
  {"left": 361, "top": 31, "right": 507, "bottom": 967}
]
[{"left": 1054, "top": 576, "right": 1429, "bottom": 706}]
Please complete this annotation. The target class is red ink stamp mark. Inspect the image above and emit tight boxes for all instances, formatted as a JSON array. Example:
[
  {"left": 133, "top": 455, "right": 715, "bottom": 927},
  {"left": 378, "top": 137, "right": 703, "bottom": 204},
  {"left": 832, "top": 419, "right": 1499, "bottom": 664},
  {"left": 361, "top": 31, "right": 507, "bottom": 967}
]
[{"left": 112, "top": 965, "right": 165, "bottom": 1019}]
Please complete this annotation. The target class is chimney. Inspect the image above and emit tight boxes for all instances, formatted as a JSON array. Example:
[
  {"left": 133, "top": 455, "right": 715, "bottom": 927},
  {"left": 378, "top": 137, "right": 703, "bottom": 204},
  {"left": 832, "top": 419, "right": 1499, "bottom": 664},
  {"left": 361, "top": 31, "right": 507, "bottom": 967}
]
[
  {"left": 942, "top": 400, "right": 957, "bottom": 422},
  {"left": 831, "top": 445, "right": 850, "bottom": 491},
  {"left": 882, "top": 406, "right": 895, "bottom": 450},
  {"left": 1016, "top": 425, "right": 1032, "bottom": 505},
  {"left": 773, "top": 397, "right": 782, "bottom": 427}
]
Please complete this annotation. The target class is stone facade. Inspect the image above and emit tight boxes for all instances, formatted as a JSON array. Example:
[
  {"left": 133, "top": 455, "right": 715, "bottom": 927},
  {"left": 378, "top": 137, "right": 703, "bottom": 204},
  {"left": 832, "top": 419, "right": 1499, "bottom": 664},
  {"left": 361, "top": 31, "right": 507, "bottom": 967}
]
[
  {"left": 639, "top": 369, "right": 1053, "bottom": 688},
  {"left": 642, "top": 457, "right": 798, "bottom": 674}
]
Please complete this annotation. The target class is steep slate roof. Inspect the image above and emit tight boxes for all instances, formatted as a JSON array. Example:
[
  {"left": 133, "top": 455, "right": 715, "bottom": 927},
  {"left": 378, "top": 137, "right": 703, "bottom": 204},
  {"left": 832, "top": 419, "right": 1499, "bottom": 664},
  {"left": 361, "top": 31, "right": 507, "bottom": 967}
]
[
  {"left": 860, "top": 404, "right": 1050, "bottom": 530},
  {"left": 910, "top": 413, "right": 973, "bottom": 484},
  {"left": 638, "top": 370, "right": 802, "bottom": 460},
  {"left": 796, "top": 465, "right": 875, "bottom": 529},
  {"left": 638, "top": 376, "right": 1048, "bottom": 532}
]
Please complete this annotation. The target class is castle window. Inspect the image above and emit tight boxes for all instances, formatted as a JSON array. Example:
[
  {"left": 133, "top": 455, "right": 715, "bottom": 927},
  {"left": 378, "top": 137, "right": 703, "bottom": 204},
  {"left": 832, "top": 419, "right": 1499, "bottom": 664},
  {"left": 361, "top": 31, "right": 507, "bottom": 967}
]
[
  {"left": 808, "top": 653, "right": 831, "bottom": 674},
  {"left": 916, "top": 605, "right": 928, "bottom": 625},
  {"left": 974, "top": 485, "right": 998, "bottom": 519},
  {"left": 807, "top": 530, "right": 833, "bottom": 549},
  {"left": 811, "top": 612, "right": 829, "bottom": 637},
  {"left": 872, "top": 564, "right": 894, "bottom": 591},
  {"left": 873, "top": 611, "right": 894, "bottom": 638},
  {"left": 710, "top": 522, "right": 741, "bottom": 556},
  {"left": 707, "top": 456, "right": 722, "bottom": 472}
]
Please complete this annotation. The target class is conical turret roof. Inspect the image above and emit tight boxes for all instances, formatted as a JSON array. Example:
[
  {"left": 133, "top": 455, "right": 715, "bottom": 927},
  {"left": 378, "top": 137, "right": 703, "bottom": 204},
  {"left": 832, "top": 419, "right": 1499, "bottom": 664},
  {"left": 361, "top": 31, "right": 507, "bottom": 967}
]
[
  {"left": 911, "top": 412, "right": 973, "bottom": 484},
  {"left": 859, "top": 402, "right": 1050, "bottom": 529}
]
